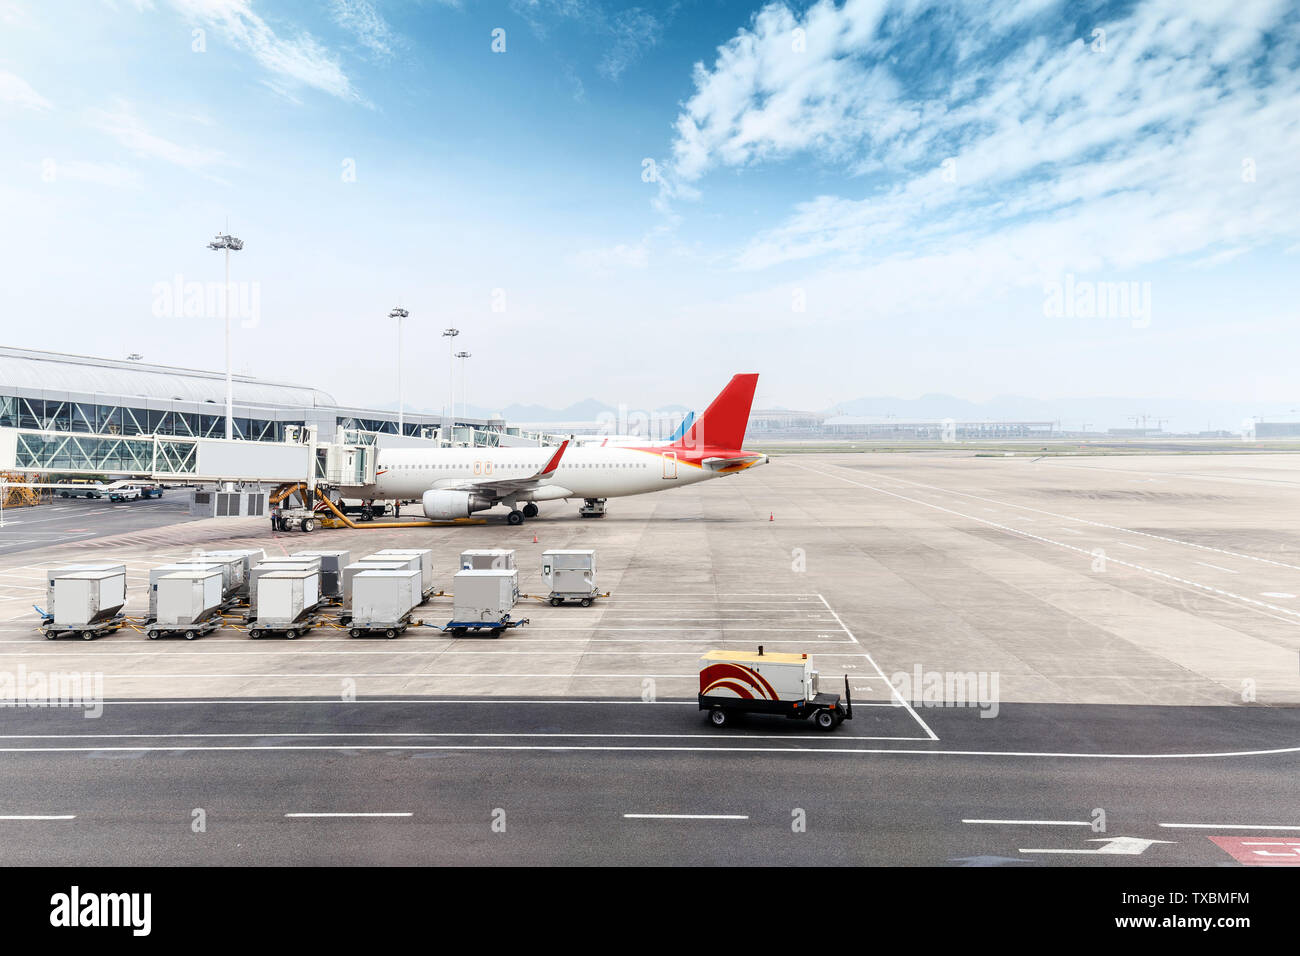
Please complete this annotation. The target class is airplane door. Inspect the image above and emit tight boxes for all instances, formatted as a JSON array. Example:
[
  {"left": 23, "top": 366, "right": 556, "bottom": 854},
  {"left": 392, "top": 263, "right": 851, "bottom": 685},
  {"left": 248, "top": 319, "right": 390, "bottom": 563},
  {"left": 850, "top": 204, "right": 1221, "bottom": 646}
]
[{"left": 662, "top": 451, "right": 678, "bottom": 479}]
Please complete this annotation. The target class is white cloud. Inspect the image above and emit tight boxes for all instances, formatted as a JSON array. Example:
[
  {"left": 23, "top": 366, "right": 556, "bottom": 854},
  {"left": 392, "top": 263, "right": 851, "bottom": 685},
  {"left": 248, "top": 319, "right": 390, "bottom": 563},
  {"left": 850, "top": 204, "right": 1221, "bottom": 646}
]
[
  {"left": 663, "top": 0, "right": 1300, "bottom": 305},
  {"left": 88, "top": 100, "right": 228, "bottom": 169},
  {"left": 163, "top": 0, "right": 361, "bottom": 102},
  {"left": 330, "top": 0, "right": 398, "bottom": 60},
  {"left": 0, "top": 70, "right": 51, "bottom": 110}
]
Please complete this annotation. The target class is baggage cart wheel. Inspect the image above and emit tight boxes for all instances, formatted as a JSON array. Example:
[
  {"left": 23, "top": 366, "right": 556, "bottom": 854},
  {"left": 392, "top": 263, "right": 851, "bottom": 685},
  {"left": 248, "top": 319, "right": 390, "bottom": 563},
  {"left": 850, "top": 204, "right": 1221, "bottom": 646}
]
[
  {"left": 385, "top": 628, "right": 398, "bottom": 639},
  {"left": 452, "top": 627, "right": 467, "bottom": 636},
  {"left": 549, "top": 597, "right": 561, "bottom": 607},
  {"left": 285, "top": 629, "right": 298, "bottom": 640},
  {"left": 815, "top": 709, "right": 836, "bottom": 730},
  {"left": 709, "top": 708, "right": 729, "bottom": 727},
  {"left": 350, "top": 628, "right": 362, "bottom": 638},
  {"left": 44, "top": 632, "right": 56, "bottom": 641},
  {"left": 580, "top": 597, "right": 592, "bottom": 607},
  {"left": 249, "top": 629, "right": 262, "bottom": 640},
  {"left": 83, "top": 633, "right": 95, "bottom": 641},
  {"left": 148, "top": 630, "right": 160, "bottom": 640},
  {"left": 184, "top": 630, "right": 198, "bottom": 640}
]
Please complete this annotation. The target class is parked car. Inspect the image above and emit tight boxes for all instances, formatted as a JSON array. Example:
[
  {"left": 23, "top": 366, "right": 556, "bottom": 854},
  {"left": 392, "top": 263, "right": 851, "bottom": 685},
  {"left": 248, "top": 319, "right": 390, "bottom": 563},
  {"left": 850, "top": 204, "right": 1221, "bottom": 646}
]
[
  {"left": 139, "top": 484, "right": 164, "bottom": 499},
  {"left": 58, "top": 480, "right": 105, "bottom": 499}
]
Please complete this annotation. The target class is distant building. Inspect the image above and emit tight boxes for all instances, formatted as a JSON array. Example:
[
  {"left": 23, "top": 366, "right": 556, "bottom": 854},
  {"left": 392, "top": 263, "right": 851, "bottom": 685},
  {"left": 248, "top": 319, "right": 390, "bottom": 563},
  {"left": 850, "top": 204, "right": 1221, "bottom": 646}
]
[
  {"left": 1254, "top": 421, "right": 1300, "bottom": 438},
  {"left": 821, "top": 416, "right": 1054, "bottom": 439},
  {"left": 747, "top": 409, "right": 827, "bottom": 435}
]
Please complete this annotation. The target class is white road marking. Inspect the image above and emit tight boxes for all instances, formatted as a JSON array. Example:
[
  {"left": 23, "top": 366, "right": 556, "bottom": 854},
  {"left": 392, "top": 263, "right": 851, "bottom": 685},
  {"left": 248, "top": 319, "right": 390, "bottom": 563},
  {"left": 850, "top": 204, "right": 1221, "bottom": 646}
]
[
  {"left": 963, "top": 819, "right": 1093, "bottom": 826},
  {"left": 285, "top": 812, "right": 411, "bottom": 818},
  {"left": 624, "top": 813, "right": 748, "bottom": 820},
  {"left": 1159, "top": 822, "right": 1300, "bottom": 831},
  {"left": 1261, "top": 592, "right": 1296, "bottom": 599},
  {"left": 818, "top": 593, "right": 939, "bottom": 741},
  {"left": 0, "top": 814, "right": 75, "bottom": 820},
  {"left": 1195, "top": 562, "right": 1239, "bottom": 574}
]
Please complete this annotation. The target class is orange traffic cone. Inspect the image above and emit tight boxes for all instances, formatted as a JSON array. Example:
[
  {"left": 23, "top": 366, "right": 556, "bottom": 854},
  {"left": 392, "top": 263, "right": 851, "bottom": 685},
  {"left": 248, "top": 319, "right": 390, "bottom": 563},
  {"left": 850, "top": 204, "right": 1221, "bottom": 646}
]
[
  {"left": 532, "top": 534, "right": 538, "bottom": 544},
  {"left": 769, "top": 512, "right": 774, "bottom": 522}
]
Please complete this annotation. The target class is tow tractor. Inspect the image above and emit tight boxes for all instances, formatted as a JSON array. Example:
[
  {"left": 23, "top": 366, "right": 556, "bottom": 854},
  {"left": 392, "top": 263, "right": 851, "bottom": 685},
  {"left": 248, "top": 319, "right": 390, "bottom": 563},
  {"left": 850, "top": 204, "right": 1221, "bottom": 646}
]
[
  {"left": 270, "top": 504, "right": 319, "bottom": 533},
  {"left": 698, "top": 647, "right": 852, "bottom": 731}
]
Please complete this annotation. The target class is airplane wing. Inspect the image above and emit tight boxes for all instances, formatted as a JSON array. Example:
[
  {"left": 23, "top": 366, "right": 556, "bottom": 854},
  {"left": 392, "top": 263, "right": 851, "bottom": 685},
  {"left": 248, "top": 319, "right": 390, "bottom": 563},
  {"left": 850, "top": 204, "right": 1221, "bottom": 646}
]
[{"left": 434, "top": 439, "right": 570, "bottom": 498}]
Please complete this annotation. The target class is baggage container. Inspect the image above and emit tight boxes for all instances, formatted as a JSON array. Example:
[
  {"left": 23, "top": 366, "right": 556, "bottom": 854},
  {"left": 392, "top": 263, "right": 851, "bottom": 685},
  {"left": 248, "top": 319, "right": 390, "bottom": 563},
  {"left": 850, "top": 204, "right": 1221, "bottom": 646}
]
[
  {"left": 452, "top": 569, "right": 517, "bottom": 622},
  {"left": 541, "top": 550, "right": 598, "bottom": 605},
  {"left": 250, "top": 569, "right": 319, "bottom": 628},
  {"left": 154, "top": 568, "right": 224, "bottom": 628},
  {"left": 343, "top": 559, "right": 417, "bottom": 609},
  {"left": 290, "top": 549, "right": 351, "bottom": 599},
  {"left": 350, "top": 569, "right": 422, "bottom": 636},
  {"left": 370, "top": 548, "right": 434, "bottom": 595},
  {"left": 51, "top": 570, "right": 127, "bottom": 627},
  {"left": 249, "top": 557, "right": 321, "bottom": 608},
  {"left": 698, "top": 648, "right": 852, "bottom": 731},
  {"left": 196, "top": 549, "right": 264, "bottom": 597},
  {"left": 460, "top": 549, "right": 516, "bottom": 571},
  {"left": 148, "top": 562, "right": 224, "bottom": 619},
  {"left": 45, "top": 563, "right": 126, "bottom": 616}
]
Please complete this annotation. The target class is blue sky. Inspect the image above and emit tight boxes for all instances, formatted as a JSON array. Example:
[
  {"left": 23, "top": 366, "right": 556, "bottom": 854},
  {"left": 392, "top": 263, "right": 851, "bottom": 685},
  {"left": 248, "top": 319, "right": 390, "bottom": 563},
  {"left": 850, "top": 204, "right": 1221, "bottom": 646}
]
[{"left": 1, "top": 0, "right": 1299, "bottom": 424}]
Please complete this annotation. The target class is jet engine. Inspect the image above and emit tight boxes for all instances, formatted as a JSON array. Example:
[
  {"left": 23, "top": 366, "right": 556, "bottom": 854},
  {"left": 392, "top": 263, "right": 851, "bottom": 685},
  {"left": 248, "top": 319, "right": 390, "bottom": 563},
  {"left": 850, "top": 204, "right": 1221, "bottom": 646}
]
[{"left": 422, "top": 489, "right": 492, "bottom": 519}]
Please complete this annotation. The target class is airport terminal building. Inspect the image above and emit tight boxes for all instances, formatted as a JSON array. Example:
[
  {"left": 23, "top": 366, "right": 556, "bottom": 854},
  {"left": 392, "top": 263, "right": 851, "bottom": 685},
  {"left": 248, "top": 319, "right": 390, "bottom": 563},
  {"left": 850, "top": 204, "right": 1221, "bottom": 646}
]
[{"left": 0, "top": 346, "right": 509, "bottom": 474}]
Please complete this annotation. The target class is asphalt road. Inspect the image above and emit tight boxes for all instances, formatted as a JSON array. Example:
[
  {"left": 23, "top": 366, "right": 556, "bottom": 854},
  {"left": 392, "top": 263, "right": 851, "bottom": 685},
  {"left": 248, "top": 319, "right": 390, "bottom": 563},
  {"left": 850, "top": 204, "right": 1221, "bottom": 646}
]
[
  {"left": 0, "top": 495, "right": 197, "bottom": 557},
  {"left": 0, "top": 699, "right": 1294, "bottom": 866}
]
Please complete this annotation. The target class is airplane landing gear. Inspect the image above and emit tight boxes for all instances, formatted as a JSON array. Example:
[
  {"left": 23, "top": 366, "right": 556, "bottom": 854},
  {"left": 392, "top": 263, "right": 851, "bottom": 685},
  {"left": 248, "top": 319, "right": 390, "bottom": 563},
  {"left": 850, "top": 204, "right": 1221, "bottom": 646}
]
[
  {"left": 507, "top": 509, "right": 525, "bottom": 525},
  {"left": 522, "top": 502, "right": 538, "bottom": 518}
]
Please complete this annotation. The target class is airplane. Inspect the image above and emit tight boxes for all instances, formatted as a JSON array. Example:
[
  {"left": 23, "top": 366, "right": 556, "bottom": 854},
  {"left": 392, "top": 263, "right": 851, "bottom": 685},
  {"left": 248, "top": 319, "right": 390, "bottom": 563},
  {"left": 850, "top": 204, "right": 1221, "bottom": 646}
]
[{"left": 350, "top": 374, "right": 766, "bottom": 524}]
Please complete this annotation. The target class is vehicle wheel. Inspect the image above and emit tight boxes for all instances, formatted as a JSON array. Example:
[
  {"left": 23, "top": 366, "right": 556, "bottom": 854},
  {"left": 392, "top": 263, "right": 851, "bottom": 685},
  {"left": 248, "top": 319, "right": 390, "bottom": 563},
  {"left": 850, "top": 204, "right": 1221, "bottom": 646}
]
[
  {"left": 452, "top": 627, "right": 468, "bottom": 636},
  {"left": 301, "top": 518, "right": 315, "bottom": 533},
  {"left": 580, "top": 597, "right": 592, "bottom": 607},
  {"left": 147, "top": 630, "right": 160, "bottom": 640},
  {"left": 249, "top": 629, "right": 262, "bottom": 640},
  {"left": 507, "top": 510, "right": 524, "bottom": 526},
  {"left": 184, "top": 630, "right": 197, "bottom": 640},
  {"left": 285, "top": 629, "right": 298, "bottom": 640},
  {"left": 523, "top": 502, "right": 538, "bottom": 518},
  {"left": 350, "top": 628, "right": 362, "bottom": 638},
  {"left": 82, "top": 633, "right": 95, "bottom": 641},
  {"left": 384, "top": 628, "right": 398, "bottom": 639},
  {"left": 815, "top": 709, "right": 836, "bottom": 730},
  {"left": 549, "top": 597, "right": 561, "bottom": 607},
  {"left": 45, "top": 632, "right": 56, "bottom": 640},
  {"left": 709, "top": 708, "right": 729, "bottom": 727}
]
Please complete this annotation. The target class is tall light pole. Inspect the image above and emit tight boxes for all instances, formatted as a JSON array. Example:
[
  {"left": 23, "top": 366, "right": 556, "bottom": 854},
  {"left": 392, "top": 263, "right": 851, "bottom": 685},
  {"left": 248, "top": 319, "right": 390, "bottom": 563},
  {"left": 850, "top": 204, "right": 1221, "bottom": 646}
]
[
  {"left": 206, "top": 231, "right": 244, "bottom": 440},
  {"left": 389, "top": 307, "right": 409, "bottom": 434},
  {"left": 441, "top": 328, "right": 459, "bottom": 445},
  {"left": 455, "top": 350, "right": 471, "bottom": 443}
]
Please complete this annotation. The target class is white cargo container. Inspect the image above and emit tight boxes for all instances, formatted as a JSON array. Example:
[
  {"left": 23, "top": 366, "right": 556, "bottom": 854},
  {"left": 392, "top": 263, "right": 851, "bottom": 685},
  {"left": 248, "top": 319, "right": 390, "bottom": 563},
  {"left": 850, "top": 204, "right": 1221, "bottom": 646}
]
[
  {"left": 541, "top": 550, "right": 598, "bottom": 605},
  {"left": 51, "top": 570, "right": 127, "bottom": 627},
  {"left": 343, "top": 559, "right": 417, "bottom": 610},
  {"left": 45, "top": 563, "right": 126, "bottom": 616},
  {"left": 452, "top": 569, "right": 517, "bottom": 622},
  {"left": 250, "top": 569, "right": 319, "bottom": 633},
  {"left": 197, "top": 549, "right": 263, "bottom": 596},
  {"left": 155, "top": 569, "right": 224, "bottom": 628},
  {"left": 291, "top": 549, "right": 351, "bottom": 599},
  {"left": 370, "top": 548, "right": 434, "bottom": 595},
  {"left": 460, "top": 549, "right": 516, "bottom": 571},
  {"left": 249, "top": 557, "right": 321, "bottom": 608},
  {"left": 148, "top": 562, "right": 224, "bottom": 619},
  {"left": 350, "top": 569, "right": 422, "bottom": 636}
]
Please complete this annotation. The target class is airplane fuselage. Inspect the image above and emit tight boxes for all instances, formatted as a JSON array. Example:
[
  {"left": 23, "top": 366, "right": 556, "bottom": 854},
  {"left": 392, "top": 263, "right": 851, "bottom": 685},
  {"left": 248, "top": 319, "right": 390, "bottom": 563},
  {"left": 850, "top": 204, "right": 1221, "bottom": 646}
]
[{"left": 361, "top": 444, "right": 754, "bottom": 502}]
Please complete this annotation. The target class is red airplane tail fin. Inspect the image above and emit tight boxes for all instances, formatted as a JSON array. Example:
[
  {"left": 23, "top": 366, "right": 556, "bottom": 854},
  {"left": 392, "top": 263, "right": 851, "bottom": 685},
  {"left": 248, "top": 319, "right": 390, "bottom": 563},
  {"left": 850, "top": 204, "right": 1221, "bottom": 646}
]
[{"left": 679, "top": 374, "right": 759, "bottom": 451}]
